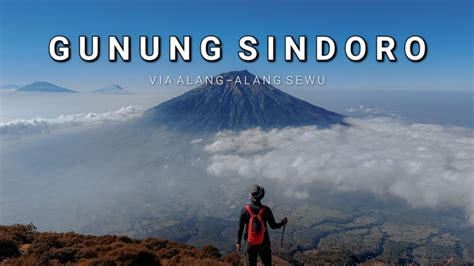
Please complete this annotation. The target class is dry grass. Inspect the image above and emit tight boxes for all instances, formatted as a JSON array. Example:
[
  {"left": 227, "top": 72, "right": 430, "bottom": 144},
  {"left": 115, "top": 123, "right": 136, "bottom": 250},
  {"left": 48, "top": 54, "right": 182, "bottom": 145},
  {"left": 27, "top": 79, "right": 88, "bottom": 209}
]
[{"left": 0, "top": 224, "right": 241, "bottom": 266}]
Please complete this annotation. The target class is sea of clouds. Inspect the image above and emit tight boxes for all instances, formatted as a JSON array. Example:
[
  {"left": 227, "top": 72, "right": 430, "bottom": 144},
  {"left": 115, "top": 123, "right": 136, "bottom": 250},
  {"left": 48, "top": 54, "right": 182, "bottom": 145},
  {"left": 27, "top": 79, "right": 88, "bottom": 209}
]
[
  {"left": 0, "top": 106, "right": 142, "bottom": 135},
  {"left": 204, "top": 117, "right": 474, "bottom": 223},
  {"left": 1, "top": 105, "right": 473, "bottom": 224}
]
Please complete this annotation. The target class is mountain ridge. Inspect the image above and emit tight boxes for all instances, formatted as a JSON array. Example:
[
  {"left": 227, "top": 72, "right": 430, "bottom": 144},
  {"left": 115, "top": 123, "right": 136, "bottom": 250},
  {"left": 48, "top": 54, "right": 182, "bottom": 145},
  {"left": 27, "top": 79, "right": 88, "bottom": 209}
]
[{"left": 0, "top": 224, "right": 245, "bottom": 265}]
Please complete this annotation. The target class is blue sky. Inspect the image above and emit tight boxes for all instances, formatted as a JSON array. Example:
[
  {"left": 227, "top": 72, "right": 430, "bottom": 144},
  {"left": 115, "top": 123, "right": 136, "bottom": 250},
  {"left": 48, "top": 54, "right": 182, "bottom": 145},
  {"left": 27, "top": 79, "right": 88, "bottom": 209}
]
[{"left": 0, "top": 0, "right": 472, "bottom": 91}]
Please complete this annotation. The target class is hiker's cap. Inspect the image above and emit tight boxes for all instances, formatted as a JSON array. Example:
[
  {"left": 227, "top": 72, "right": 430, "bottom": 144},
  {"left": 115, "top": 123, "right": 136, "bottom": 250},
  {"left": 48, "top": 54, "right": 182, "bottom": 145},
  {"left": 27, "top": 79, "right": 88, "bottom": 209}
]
[{"left": 249, "top": 184, "right": 265, "bottom": 200}]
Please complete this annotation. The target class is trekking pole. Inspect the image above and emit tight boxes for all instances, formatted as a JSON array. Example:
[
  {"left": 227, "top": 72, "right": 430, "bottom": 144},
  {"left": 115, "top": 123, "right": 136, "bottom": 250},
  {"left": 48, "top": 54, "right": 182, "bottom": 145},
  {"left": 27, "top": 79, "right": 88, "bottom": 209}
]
[{"left": 280, "top": 224, "right": 286, "bottom": 247}]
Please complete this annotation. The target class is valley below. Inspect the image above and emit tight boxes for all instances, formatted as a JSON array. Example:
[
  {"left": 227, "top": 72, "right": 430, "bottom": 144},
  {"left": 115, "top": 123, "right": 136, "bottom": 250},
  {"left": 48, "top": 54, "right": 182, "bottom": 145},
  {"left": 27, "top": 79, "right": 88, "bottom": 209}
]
[{"left": 80, "top": 188, "right": 474, "bottom": 265}]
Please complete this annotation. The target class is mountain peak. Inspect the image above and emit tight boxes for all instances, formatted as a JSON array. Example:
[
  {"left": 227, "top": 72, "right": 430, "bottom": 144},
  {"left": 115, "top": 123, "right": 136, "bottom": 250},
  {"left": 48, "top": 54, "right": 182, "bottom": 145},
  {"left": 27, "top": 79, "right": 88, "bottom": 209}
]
[
  {"left": 92, "top": 84, "right": 132, "bottom": 94},
  {"left": 16, "top": 82, "right": 77, "bottom": 93},
  {"left": 109, "top": 84, "right": 124, "bottom": 90},
  {"left": 221, "top": 69, "right": 252, "bottom": 77},
  {"left": 219, "top": 69, "right": 256, "bottom": 83},
  {"left": 144, "top": 70, "right": 346, "bottom": 131}
]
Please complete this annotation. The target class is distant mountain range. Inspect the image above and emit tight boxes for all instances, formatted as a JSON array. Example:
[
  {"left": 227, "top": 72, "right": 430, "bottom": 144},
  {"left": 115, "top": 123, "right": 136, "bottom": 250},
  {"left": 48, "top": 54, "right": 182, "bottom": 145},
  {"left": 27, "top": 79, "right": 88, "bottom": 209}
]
[
  {"left": 10, "top": 70, "right": 346, "bottom": 131},
  {"left": 92, "top": 84, "right": 132, "bottom": 95},
  {"left": 12, "top": 82, "right": 132, "bottom": 94},
  {"left": 144, "top": 70, "right": 346, "bottom": 131},
  {"left": 15, "top": 81, "right": 77, "bottom": 93}
]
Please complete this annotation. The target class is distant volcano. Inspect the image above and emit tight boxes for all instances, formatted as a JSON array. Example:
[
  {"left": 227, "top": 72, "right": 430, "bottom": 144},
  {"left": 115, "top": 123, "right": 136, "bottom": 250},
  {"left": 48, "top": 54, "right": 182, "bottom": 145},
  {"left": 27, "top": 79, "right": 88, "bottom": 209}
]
[
  {"left": 16, "top": 82, "right": 77, "bottom": 93},
  {"left": 92, "top": 84, "right": 132, "bottom": 95},
  {"left": 144, "top": 70, "right": 346, "bottom": 131}
]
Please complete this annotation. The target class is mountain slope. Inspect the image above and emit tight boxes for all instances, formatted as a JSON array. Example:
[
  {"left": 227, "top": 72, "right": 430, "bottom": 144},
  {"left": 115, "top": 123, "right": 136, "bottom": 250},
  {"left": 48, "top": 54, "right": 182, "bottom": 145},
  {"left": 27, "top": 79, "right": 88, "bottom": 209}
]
[
  {"left": 15, "top": 82, "right": 77, "bottom": 93},
  {"left": 145, "top": 70, "right": 346, "bottom": 131},
  {"left": 0, "top": 224, "right": 292, "bottom": 265},
  {"left": 92, "top": 84, "right": 132, "bottom": 95},
  {"left": 0, "top": 224, "right": 241, "bottom": 265}
]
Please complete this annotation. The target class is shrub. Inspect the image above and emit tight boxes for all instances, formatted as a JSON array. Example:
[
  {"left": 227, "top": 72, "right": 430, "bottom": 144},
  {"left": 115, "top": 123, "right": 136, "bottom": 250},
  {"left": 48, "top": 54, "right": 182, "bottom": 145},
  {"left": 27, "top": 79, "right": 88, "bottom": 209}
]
[
  {"left": 200, "top": 245, "right": 222, "bottom": 259},
  {"left": 0, "top": 237, "right": 20, "bottom": 260}
]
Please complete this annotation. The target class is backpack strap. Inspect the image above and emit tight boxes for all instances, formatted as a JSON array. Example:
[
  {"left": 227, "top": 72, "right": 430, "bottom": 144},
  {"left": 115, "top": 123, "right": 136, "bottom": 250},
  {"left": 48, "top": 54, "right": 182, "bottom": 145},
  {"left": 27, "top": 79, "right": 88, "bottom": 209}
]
[
  {"left": 244, "top": 204, "right": 254, "bottom": 215},
  {"left": 257, "top": 205, "right": 266, "bottom": 218}
]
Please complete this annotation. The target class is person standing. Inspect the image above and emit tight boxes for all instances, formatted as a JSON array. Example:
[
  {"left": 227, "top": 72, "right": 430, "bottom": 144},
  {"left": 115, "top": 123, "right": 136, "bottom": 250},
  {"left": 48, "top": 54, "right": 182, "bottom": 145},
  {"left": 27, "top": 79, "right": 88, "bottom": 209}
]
[{"left": 236, "top": 184, "right": 288, "bottom": 266}]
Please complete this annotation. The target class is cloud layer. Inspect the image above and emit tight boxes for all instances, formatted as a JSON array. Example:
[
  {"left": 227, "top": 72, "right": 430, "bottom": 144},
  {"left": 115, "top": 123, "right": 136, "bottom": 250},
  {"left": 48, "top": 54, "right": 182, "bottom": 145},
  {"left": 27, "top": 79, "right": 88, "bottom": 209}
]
[
  {"left": 347, "top": 105, "right": 401, "bottom": 118},
  {"left": 0, "top": 106, "right": 143, "bottom": 135},
  {"left": 205, "top": 118, "right": 474, "bottom": 222}
]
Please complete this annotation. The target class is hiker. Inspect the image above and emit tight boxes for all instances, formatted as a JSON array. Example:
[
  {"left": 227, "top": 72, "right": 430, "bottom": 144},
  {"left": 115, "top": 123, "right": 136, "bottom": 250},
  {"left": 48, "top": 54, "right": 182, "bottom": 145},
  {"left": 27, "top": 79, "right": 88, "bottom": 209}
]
[{"left": 236, "top": 184, "right": 288, "bottom": 266}]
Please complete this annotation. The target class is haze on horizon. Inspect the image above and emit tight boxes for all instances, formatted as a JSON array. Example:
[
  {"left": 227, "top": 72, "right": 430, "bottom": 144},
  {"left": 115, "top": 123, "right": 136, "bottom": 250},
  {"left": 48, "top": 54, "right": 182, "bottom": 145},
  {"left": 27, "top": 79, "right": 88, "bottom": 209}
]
[{"left": 1, "top": 84, "right": 472, "bottom": 128}]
